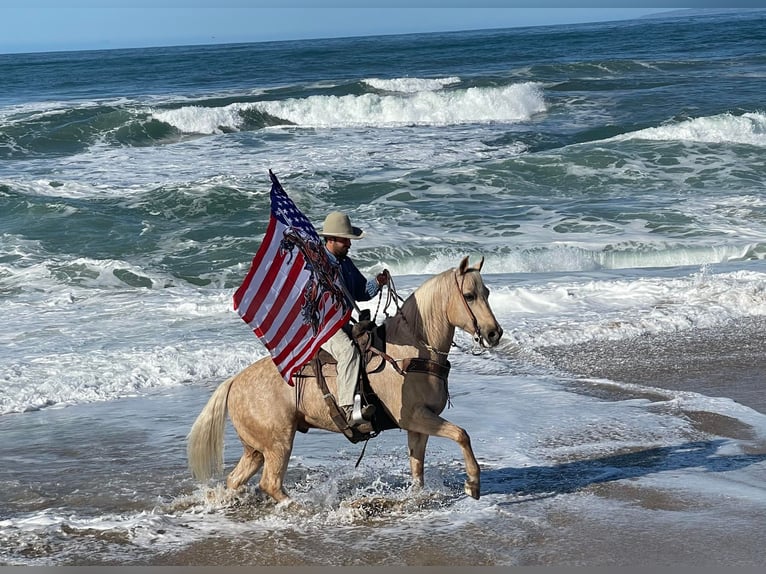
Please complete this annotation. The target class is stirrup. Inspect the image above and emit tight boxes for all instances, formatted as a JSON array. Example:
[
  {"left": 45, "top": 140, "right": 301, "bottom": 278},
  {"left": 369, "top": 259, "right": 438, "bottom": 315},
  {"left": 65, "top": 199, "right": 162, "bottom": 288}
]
[{"left": 351, "top": 393, "right": 376, "bottom": 425}]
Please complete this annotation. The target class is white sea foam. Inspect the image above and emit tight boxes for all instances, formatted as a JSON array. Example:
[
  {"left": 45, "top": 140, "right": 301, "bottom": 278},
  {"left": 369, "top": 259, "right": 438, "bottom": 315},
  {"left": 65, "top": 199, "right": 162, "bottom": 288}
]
[
  {"left": 0, "top": 266, "right": 266, "bottom": 414},
  {"left": 0, "top": 341, "right": 263, "bottom": 415},
  {"left": 152, "top": 104, "right": 248, "bottom": 134},
  {"left": 618, "top": 112, "right": 766, "bottom": 146},
  {"left": 362, "top": 76, "right": 461, "bottom": 92},
  {"left": 490, "top": 265, "right": 766, "bottom": 348}
]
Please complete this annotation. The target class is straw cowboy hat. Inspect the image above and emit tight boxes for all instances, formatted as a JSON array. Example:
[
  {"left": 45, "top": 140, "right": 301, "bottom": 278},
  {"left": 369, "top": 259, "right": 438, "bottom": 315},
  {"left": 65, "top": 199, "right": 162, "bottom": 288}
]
[{"left": 318, "top": 211, "right": 365, "bottom": 239}]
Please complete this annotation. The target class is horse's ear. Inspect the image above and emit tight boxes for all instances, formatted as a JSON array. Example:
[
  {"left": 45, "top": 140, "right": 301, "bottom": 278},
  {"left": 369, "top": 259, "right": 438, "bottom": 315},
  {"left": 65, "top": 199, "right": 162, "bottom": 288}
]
[{"left": 458, "top": 255, "right": 484, "bottom": 274}]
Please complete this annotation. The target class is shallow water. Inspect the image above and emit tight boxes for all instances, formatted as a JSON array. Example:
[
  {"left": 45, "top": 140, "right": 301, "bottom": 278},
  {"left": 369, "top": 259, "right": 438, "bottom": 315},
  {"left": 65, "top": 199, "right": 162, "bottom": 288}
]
[
  {"left": 3, "top": 339, "right": 766, "bottom": 566},
  {"left": 3, "top": 10, "right": 766, "bottom": 566}
]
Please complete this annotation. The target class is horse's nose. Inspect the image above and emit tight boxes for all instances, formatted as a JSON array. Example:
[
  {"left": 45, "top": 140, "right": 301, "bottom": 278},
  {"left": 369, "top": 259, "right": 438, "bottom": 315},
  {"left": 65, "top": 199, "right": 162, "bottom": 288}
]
[{"left": 486, "top": 325, "right": 503, "bottom": 346}]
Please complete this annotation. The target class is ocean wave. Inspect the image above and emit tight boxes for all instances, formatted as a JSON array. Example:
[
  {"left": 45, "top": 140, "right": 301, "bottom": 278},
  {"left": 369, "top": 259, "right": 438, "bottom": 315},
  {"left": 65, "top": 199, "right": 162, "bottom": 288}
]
[
  {"left": 484, "top": 242, "right": 764, "bottom": 274},
  {"left": 493, "top": 266, "right": 766, "bottom": 349},
  {"left": 151, "top": 104, "right": 289, "bottom": 135},
  {"left": 0, "top": 98, "right": 289, "bottom": 158},
  {"left": 0, "top": 103, "right": 184, "bottom": 158},
  {"left": 367, "top": 243, "right": 763, "bottom": 281},
  {"left": 151, "top": 82, "right": 546, "bottom": 133},
  {"left": 617, "top": 112, "right": 766, "bottom": 146},
  {"left": 1, "top": 82, "right": 545, "bottom": 151},
  {"left": 362, "top": 76, "right": 461, "bottom": 93},
  {"left": 524, "top": 59, "right": 669, "bottom": 82},
  {"left": 254, "top": 82, "right": 546, "bottom": 129},
  {"left": 0, "top": 254, "right": 175, "bottom": 297}
]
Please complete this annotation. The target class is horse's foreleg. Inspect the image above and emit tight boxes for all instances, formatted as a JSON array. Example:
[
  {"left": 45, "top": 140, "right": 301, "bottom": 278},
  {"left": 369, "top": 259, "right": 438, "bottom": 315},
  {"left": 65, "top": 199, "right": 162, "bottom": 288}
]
[
  {"left": 403, "top": 406, "right": 481, "bottom": 499},
  {"left": 226, "top": 444, "right": 264, "bottom": 491},
  {"left": 407, "top": 431, "right": 429, "bottom": 490}
]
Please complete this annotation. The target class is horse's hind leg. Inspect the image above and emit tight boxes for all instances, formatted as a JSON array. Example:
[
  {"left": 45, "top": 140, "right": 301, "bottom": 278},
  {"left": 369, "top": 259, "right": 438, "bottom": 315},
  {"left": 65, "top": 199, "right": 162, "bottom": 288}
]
[
  {"left": 226, "top": 444, "right": 264, "bottom": 490},
  {"left": 226, "top": 439, "right": 295, "bottom": 504},
  {"left": 258, "top": 436, "right": 295, "bottom": 504},
  {"left": 407, "top": 431, "right": 429, "bottom": 490}
]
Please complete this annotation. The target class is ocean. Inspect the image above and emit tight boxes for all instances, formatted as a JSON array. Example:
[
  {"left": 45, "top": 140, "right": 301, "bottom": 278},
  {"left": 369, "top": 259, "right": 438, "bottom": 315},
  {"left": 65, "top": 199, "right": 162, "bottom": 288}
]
[{"left": 2, "top": 9, "right": 766, "bottom": 566}]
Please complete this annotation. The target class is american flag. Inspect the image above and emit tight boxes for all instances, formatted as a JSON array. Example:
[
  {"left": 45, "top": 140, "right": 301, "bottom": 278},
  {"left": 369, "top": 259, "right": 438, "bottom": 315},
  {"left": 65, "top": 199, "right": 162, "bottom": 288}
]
[{"left": 233, "top": 171, "right": 352, "bottom": 384}]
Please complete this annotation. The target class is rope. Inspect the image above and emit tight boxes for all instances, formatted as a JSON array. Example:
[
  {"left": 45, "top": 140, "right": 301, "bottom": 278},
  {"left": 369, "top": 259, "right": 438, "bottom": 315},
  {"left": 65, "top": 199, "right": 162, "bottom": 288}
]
[{"left": 372, "top": 269, "right": 404, "bottom": 324}]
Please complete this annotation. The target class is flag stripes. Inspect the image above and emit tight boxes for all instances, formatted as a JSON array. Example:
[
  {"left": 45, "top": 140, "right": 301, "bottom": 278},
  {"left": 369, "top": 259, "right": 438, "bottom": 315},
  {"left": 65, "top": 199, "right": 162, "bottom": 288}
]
[{"left": 233, "top": 171, "right": 351, "bottom": 384}]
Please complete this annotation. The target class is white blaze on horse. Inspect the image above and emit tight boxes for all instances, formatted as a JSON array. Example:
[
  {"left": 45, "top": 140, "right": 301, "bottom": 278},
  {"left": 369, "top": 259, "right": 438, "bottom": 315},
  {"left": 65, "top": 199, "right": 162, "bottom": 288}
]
[{"left": 186, "top": 256, "right": 503, "bottom": 504}]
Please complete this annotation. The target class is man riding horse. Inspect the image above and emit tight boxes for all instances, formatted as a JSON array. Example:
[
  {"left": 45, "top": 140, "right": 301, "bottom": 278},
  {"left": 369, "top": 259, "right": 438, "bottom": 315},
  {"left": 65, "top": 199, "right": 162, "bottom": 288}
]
[
  {"left": 317, "top": 211, "right": 389, "bottom": 431},
  {"left": 188, "top": 254, "right": 503, "bottom": 503}
]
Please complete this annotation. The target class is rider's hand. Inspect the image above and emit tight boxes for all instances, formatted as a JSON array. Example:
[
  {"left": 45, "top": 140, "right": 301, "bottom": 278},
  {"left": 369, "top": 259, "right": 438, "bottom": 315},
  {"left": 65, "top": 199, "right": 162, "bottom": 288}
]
[{"left": 376, "top": 271, "right": 389, "bottom": 286}]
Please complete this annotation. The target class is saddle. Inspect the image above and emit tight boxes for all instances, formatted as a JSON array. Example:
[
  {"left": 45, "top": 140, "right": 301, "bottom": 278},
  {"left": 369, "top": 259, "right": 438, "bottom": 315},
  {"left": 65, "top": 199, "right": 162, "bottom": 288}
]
[{"left": 294, "top": 318, "right": 400, "bottom": 443}]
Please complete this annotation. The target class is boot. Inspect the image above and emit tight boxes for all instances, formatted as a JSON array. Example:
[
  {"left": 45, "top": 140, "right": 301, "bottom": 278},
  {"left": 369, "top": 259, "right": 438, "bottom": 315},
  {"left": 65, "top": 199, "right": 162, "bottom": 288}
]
[
  {"left": 341, "top": 402, "right": 375, "bottom": 434},
  {"left": 341, "top": 404, "right": 355, "bottom": 425},
  {"left": 351, "top": 393, "right": 376, "bottom": 424}
]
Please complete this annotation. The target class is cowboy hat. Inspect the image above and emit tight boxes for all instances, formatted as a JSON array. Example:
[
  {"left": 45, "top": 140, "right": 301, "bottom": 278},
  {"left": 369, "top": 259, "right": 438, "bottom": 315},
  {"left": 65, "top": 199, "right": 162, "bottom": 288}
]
[{"left": 318, "top": 211, "right": 365, "bottom": 239}]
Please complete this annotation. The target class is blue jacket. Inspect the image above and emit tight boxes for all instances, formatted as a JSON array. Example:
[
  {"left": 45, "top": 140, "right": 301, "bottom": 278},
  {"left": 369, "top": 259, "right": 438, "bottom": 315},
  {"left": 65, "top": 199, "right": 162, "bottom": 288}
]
[{"left": 325, "top": 248, "right": 379, "bottom": 304}]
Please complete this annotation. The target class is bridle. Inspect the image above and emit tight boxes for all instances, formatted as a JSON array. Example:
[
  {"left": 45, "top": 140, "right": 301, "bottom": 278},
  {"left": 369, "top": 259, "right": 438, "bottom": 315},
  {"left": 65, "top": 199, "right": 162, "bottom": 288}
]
[
  {"left": 453, "top": 270, "right": 486, "bottom": 351},
  {"left": 374, "top": 268, "right": 487, "bottom": 357}
]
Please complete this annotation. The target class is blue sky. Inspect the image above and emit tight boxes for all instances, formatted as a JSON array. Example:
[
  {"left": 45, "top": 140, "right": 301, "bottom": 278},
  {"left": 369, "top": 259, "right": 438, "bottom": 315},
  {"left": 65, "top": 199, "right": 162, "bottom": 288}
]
[{"left": 1, "top": 3, "right": 693, "bottom": 54}]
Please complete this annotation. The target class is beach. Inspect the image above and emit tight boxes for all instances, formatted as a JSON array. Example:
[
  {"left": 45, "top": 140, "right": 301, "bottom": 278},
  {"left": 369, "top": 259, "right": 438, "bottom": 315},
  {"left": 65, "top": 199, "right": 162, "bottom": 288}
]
[
  {"left": 5, "top": 319, "right": 765, "bottom": 567},
  {"left": 2, "top": 9, "right": 766, "bottom": 567},
  {"left": 142, "top": 317, "right": 766, "bottom": 567}
]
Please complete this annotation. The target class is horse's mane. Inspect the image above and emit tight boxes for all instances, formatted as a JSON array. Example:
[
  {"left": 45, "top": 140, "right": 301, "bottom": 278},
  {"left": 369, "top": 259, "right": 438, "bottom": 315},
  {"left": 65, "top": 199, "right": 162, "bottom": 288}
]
[{"left": 389, "top": 266, "right": 457, "bottom": 346}]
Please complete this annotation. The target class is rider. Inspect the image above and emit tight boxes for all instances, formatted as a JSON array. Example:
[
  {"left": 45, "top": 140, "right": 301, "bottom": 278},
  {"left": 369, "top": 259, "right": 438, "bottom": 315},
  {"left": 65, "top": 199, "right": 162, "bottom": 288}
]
[{"left": 318, "top": 211, "right": 389, "bottom": 428}]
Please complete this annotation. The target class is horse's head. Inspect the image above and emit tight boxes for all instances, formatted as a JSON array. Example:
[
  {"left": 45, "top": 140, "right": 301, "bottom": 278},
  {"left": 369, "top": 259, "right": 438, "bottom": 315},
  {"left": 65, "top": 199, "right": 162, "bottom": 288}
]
[
  {"left": 448, "top": 256, "right": 503, "bottom": 348},
  {"left": 395, "top": 256, "right": 504, "bottom": 355}
]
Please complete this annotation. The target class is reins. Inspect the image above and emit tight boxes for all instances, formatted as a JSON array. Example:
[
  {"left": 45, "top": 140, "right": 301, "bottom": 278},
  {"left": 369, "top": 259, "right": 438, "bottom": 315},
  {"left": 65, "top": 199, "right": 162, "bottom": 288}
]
[
  {"left": 372, "top": 269, "right": 403, "bottom": 322},
  {"left": 374, "top": 270, "right": 453, "bottom": 358}
]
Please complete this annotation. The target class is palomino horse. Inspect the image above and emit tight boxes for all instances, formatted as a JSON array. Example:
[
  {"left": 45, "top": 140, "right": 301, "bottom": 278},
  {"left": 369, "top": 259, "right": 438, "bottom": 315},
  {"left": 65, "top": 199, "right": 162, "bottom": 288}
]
[{"left": 187, "top": 256, "right": 503, "bottom": 503}]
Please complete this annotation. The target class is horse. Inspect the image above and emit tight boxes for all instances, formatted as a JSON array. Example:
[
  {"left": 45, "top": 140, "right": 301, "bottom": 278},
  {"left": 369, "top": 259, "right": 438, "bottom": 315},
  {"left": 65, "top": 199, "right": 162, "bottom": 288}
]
[{"left": 186, "top": 256, "right": 503, "bottom": 504}]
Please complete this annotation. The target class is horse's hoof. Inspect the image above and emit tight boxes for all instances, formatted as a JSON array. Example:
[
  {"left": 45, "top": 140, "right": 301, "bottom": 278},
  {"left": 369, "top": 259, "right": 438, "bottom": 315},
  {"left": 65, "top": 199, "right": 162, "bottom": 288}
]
[
  {"left": 276, "top": 498, "right": 307, "bottom": 514},
  {"left": 464, "top": 480, "right": 480, "bottom": 500}
]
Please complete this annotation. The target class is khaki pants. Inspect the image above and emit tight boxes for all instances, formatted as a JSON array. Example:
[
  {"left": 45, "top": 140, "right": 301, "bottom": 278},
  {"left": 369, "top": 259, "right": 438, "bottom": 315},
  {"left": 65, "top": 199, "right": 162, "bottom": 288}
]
[{"left": 320, "top": 328, "right": 360, "bottom": 407}]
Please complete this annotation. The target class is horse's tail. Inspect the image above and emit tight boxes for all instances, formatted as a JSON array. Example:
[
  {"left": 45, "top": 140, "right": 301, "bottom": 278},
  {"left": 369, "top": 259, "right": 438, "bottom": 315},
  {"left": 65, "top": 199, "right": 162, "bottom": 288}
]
[{"left": 186, "top": 375, "right": 235, "bottom": 482}]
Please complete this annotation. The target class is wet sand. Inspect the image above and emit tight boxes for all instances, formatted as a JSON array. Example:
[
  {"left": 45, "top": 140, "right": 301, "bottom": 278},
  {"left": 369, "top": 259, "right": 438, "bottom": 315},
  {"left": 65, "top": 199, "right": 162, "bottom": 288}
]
[{"left": 536, "top": 315, "right": 766, "bottom": 415}]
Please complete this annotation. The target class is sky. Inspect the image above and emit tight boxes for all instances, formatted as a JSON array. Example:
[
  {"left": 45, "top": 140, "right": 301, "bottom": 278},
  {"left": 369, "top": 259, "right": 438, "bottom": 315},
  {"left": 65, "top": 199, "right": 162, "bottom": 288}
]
[{"left": 0, "top": 2, "right": 717, "bottom": 55}]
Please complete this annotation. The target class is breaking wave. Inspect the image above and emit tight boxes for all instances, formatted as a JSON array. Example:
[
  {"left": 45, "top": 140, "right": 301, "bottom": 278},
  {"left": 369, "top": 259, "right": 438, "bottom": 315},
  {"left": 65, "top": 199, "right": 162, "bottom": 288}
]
[
  {"left": 155, "top": 82, "right": 547, "bottom": 133},
  {"left": 617, "top": 112, "right": 766, "bottom": 146},
  {"left": 362, "top": 76, "right": 461, "bottom": 92}
]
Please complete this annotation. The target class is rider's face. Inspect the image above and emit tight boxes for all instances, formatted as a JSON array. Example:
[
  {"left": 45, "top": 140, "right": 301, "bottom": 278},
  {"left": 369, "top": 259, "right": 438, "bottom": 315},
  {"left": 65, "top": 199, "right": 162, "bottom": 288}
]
[{"left": 326, "top": 236, "right": 351, "bottom": 258}]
